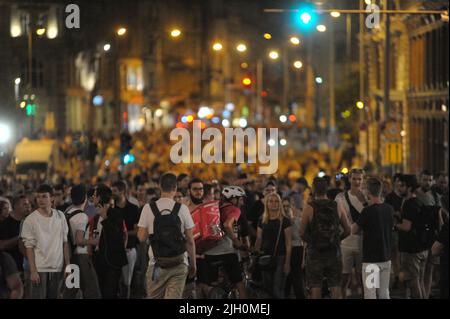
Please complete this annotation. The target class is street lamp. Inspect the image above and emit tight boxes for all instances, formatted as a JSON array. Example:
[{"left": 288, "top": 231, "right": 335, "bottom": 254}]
[
  {"left": 263, "top": 33, "right": 272, "bottom": 40},
  {"left": 289, "top": 36, "right": 300, "bottom": 45},
  {"left": 356, "top": 101, "right": 364, "bottom": 109},
  {"left": 170, "top": 29, "right": 181, "bottom": 38},
  {"left": 117, "top": 27, "right": 127, "bottom": 36},
  {"left": 293, "top": 60, "right": 303, "bottom": 69},
  {"left": 269, "top": 50, "right": 279, "bottom": 60},
  {"left": 315, "top": 77, "right": 323, "bottom": 84},
  {"left": 316, "top": 25, "right": 327, "bottom": 32},
  {"left": 236, "top": 43, "right": 247, "bottom": 52},
  {"left": 331, "top": 11, "right": 341, "bottom": 18},
  {"left": 36, "top": 28, "right": 46, "bottom": 36},
  {"left": 212, "top": 42, "right": 223, "bottom": 51},
  {"left": 14, "top": 78, "right": 21, "bottom": 85},
  {"left": 103, "top": 43, "right": 111, "bottom": 52}
]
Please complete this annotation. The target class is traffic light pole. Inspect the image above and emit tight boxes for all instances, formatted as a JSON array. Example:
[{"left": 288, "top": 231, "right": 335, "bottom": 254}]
[{"left": 27, "top": 20, "right": 34, "bottom": 137}]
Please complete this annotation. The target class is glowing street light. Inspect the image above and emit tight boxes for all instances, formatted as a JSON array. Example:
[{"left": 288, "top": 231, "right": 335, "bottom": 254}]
[
  {"left": 315, "top": 77, "right": 323, "bottom": 84},
  {"left": 293, "top": 61, "right": 303, "bottom": 69},
  {"left": 212, "top": 42, "right": 223, "bottom": 51},
  {"left": 356, "top": 101, "right": 364, "bottom": 109},
  {"left": 103, "top": 44, "right": 111, "bottom": 52},
  {"left": 36, "top": 28, "right": 46, "bottom": 36},
  {"left": 14, "top": 78, "right": 21, "bottom": 85},
  {"left": 279, "top": 115, "right": 287, "bottom": 123},
  {"left": 290, "top": 36, "right": 300, "bottom": 45},
  {"left": 263, "top": 33, "right": 272, "bottom": 40},
  {"left": 236, "top": 43, "right": 247, "bottom": 52},
  {"left": 269, "top": 50, "right": 279, "bottom": 60},
  {"left": 331, "top": 11, "right": 341, "bottom": 18},
  {"left": 170, "top": 29, "right": 181, "bottom": 38},
  {"left": 316, "top": 25, "right": 327, "bottom": 32},
  {"left": 280, "top": 139, "right": 287, "bottom": 146},
  {"left": 117, "top": 27, "right": 127, "bottom": 36}
]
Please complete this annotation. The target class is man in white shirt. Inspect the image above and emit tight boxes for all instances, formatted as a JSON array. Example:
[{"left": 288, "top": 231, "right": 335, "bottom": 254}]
[
  {"left": 20, "top": 184, "right": 70, "bottom": 299},
  {"left": 335, "top": 168, "right": 367, "bottom": 298},
  {"left": 62, "top": 184, "right": 101, "bottom": 299},
  {"left": 137, "top": 173, "right": 196, "bottom": 299}
]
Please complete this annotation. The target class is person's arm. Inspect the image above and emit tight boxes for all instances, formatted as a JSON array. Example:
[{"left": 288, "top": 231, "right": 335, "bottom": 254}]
[
  {"left": 137, "top": 226, "right": 148, "bottom": 243},
  {"left": 7, "top": 273, "right": 23, "bottom": 299},
  {"left": 184, "top": 227, "right": 196, "bottom": 278},
  {"left": 431, "top": 241, "right": 444, "bottom": 256},
  {"left": 75, "top": 229, "right": 98, "bottom": 246},
  {"left": 255, "top": 226, "right": 263, "bottom": 253},
  {"left": 123, "top": 222, "right": 128, "bottom": 248},
  {"left": 26, "top": 247, "right": 40, "bottom": 284},
  {"left": 0, "top": 237, "right": 19, "bottom": 251},
  {"left": 127, "top": 224, "right": 138, "bottom": 237},
  {"left": 395, "top": 219, "right": 412, "bottom": 232},
  {"left": 351, "top": 223, "right": 361, "bottom": 235},
  {"left": 63, "top": 242, "right": 70, "bottom": 270},
  {"left": 137, "top": 205, "right": 149, "bottom": 242},
  {"left": 299, "top": 204, "right": 312, "bottom": 242},
  {"left": 284, "top": 226, "right": 292, "bottom": 275},
  {"left": 223, "top": 217, "right": 241, "bottom": 248},
  {"left": 339, "top": 207, "right": 351, "bottom": 239}
]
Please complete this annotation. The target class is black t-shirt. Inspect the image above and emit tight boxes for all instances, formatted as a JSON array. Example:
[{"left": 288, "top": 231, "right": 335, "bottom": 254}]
[
  {"left": 437, "top": 223, "right": 449, "bottom": 268},
  {"left": 357, "top": 203, "right": 394, "bottom": 263},
  {"left": 399, "top": 197, "right": 427, "bottom": 253},
  {"left": 116, "top": 201, "right": 140, "bottom": 249},
  {"left": 56, "top": 203, "right": 71, "bottom": 212},
  {"left": 0, "top": 216, "right": 23, "bottom": 271},
  {"left": 258, "top": 217, "right": 292, "bottom": 256},
  {"left": 385, "top": 192, "right": 403, "bottom": 214},
  {"left": 248, "top": 200, "right": 264, "bottom": 231},
  {"left": 0, "top": 252, "right": 18, "bottom": 299}
]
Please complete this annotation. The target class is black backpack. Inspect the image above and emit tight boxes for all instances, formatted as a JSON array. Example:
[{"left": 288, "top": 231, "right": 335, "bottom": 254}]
[
  {"left": 149, "top": 202, "right": 186, "bottom": 268},
  {"left": 65, "top": 209, "right": 85, "bottom": 254},
  {"left": 309, "top": 200, "right": 341, "bottom": 252},
  {"left": 413, "top": 204, "right": 440, "bottom": 249}
]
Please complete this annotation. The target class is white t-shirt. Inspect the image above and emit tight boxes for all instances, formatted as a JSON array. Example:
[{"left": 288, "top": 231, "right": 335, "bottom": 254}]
[
  {"left": 66, "top": 207, "right": 89, "bottom": 255},
  {"left": 21, "top": 209, "right": 68, "bottom": 272},
  {"left": 335, "top": 191, "right": 365, "bottom": 250},
  {"left": 138, "top": 198, "right": 194, "bottom": 266}
]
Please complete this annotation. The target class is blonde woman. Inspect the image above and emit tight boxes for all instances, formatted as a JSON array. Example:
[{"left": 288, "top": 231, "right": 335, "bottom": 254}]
[{"left": 255, "top": 193, "right": 292, "bottom": 298}]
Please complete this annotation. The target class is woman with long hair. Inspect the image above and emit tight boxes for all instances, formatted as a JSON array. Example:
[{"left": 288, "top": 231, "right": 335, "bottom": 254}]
[{"left": 255, "top": 192, "right": 292, "bottom": 298}]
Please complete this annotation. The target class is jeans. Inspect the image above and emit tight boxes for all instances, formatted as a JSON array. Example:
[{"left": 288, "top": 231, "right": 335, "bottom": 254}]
[
  {"left": 130, "top": 242, "right": 149, "bottom": 298},
  {"left": 362, "top": 261, "right": 391, "bottom": 299},
  {"left": 261, "top": 255, "right": 287, "bottom": 299}
]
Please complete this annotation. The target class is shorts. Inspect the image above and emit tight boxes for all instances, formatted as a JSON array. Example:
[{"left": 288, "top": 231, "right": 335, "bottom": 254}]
[
  {"left": 400, "top": 251, "right": 428, "bottom": 281},
  {"left": 196, "top": 253, "right": 243, "bottom": 285},
  {"left": 341, "top": 246, "right": 362, "bottom": 274},
  {"left": 306, "top": 252, "right": 342, "bottom": 288}
]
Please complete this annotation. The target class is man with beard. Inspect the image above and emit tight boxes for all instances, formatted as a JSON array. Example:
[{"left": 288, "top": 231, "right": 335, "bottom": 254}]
[
  {"left": 416, "top": 170, "right": 435, "bottom": 206},
  {"left": 431, "top": 172, "right": 448, "bottom": 209},
  {"left": 181, "top": 178, "right": 204, "bottom": 298}
]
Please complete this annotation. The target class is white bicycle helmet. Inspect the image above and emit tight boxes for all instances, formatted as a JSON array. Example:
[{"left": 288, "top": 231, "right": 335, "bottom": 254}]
[{"left": 222, "top": 186, "right": 246, "bottom": 199}]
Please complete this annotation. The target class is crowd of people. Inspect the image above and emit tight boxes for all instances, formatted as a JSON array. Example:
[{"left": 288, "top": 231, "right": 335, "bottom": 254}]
[{"left": 0, "top": 168, "right": 448, "bottom": 299}]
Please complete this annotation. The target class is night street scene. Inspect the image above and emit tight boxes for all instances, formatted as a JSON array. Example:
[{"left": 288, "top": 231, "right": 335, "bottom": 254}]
[{"left": 0, "top": 0, "right": 448, "bottom": 301}]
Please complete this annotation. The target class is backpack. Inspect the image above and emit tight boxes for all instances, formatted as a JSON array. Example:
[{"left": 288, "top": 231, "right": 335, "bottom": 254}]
[
  {"left": 149, "top": 202, "right": 186, "bottom": 268},
  {"left": 309, "top": 200, "right": 341, "bottom": 252},
  {"left": 65, "top": 209, "right": 85, "bottom": 255},
  {"left": 191, "top": 201, "right": 224, "bottom": 254},
  {"left": 413, "top": 204, "right": 440, "bottom": 249}
]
